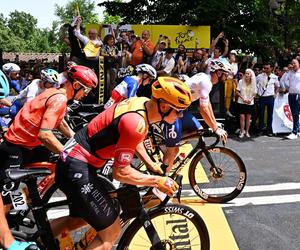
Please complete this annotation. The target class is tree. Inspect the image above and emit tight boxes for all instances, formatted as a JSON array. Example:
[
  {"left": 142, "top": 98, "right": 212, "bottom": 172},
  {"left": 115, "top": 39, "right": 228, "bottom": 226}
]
[
  {"left": 54, "top": 0, "right": 99, "bottom": 26},
  {"left": 99, "top": 0, "right": 300, "bottom": 57}
]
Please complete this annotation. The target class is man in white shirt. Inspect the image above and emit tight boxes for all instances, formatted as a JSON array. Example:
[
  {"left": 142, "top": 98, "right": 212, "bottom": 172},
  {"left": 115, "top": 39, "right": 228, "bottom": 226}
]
[
  {"left": 256, "top": 62, "right": 280, "bottom": 135},
  {"left": 284, "top": 59, "right": 300, "bottom": 139},
  {"left": 156, "top": 48, "right": 175, "bottom": 76}
]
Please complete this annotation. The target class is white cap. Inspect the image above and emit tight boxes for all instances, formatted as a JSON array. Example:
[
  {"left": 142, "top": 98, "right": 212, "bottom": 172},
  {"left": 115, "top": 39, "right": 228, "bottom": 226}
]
[{"left": 230, "top": 50, "right": 238, "bottom": 55}]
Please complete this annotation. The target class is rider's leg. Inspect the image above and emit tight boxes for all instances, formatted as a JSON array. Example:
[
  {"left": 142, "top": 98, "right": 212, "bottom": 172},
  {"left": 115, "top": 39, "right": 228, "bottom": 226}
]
[
  {"left": 86, "top": 217, "right": 121, "bottom": 250},
  {"left": 0, "top": 196, "right": 14, "bottom": 248},
  {"left": 51, "top": 216, "right": 87, "bottom": 237},
  {"left": 163, "top": 146, "right": 179, "bottom": 174}
]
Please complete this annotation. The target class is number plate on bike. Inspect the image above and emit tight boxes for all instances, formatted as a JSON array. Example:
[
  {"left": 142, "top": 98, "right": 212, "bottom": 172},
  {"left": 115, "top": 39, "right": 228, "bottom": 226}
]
[{"left": 10, "top": 189, "right": 28, "bottom": 210}]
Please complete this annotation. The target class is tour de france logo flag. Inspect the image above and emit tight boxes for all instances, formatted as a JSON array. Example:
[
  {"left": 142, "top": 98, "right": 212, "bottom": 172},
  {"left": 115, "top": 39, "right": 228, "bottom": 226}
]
[{"left": 87, "top": 24, "right": 210, "bottom": 49}]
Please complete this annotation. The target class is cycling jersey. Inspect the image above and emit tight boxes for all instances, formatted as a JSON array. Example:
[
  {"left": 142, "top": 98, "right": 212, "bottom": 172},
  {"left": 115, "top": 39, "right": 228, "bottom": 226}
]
[
  {"left": 185, "top": 73, "right": 212, "bottom": 106},
  {"left": 5, "top": 88, "right": 67, "bottom": 148},
  {"left": 163, "top": 73, "right": 212, "bottom": 147},
  {"left": 63, "top": 96, "right": 149, "bottom": 168},
  {"left": 9, "top": 79, "right": 45, "bottom": 118},
  {"left": 104, "top": 76, "right": 139, "bottom": 109}
]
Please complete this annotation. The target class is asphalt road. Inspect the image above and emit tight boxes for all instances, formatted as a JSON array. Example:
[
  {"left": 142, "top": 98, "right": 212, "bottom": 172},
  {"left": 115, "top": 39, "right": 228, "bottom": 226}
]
[{"left": 222, "top": 134, "right": 300, "bottom": 250}]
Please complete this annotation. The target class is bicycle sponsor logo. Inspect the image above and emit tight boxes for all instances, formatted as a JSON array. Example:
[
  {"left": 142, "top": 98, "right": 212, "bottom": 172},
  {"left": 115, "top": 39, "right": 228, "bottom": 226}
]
[
  {"left": 164, "top": 206, "right": 195, "bottom": 219},
  {"left": 166, "top": 217, "right": 192, "bottom": 249},
  {"left": 81, "top": 183, "right": 94, "bottom": 194},
  {"left": 237, "top": 172, "right": 246, "bottom": 190},
  {"left": 193, "top": 184, "right": 209, "bottom": 200},
  {"left": 168, "top": 125, "right": 177, "bottom": 139}
]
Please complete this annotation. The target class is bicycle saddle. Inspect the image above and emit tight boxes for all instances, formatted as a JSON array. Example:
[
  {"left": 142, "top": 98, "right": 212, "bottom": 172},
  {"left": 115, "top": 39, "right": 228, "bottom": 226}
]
[{"left": 5, "top": 168, "right": 51, "bottom": 182}]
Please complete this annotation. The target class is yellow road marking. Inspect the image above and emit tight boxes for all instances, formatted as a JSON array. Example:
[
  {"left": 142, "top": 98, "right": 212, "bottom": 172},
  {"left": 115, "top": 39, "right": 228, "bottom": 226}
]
[
  {"left": 178, "top": 143, "right": 208, "bottom": 185},
  {"left": 177, "top": 198, "right": 239, "bottom": 250},
  {"left": 176, "top": 144, "right": 239, "bottom": 250}
]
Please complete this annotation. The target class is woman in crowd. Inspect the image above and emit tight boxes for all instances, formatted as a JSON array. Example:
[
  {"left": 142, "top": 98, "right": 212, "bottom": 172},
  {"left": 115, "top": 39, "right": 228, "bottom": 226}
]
[{"left": 235, "top": 68, "right": 257, "bottom": 138}]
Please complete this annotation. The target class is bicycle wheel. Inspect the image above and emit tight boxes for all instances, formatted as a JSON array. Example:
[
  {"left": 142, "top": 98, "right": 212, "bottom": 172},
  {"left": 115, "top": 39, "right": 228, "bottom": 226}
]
[
  {"left": 117, "top": 204, "right": 210, "bottom": 250},
  {"left": 189, "top": 146, "right": 247, "bottom": 203}
]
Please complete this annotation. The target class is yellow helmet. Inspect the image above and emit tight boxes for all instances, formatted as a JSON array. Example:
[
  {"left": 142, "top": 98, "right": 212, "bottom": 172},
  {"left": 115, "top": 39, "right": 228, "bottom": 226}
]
[{"left": 152, "top": 77, "right": 192, "bottom": 109}]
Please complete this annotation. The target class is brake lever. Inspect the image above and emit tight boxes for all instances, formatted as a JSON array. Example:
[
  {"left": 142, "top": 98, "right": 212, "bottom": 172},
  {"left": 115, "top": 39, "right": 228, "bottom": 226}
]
[{"left": 175, "top": 174, "right": 183, "bottom": 204}]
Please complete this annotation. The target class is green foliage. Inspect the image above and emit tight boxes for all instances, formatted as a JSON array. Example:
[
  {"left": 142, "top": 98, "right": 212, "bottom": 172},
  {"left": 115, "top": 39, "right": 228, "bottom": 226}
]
[
  {"left": 54, "top": 0, "right": 99, "bottom": 26},
  {"left": 100, "top": 0, "right": 300, "bottom": 56}
]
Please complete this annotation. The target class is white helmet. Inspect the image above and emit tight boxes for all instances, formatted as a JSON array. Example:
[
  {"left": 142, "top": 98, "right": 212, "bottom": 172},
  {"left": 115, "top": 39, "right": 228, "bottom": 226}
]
[
  {"left": 177, "top": 74, "right": 190, "bottom": 82},
  {"left": 40, "top": 68, "right": 59, "bottom": 87},
  {"left": 135, "top": 64, "right": 157, "bottom": 79},
  {"left": 210, "top": 58, "right": 231, "bottom": 73},
  {"left": 2, "top": 63, "right": 20, "bottom": 74}
]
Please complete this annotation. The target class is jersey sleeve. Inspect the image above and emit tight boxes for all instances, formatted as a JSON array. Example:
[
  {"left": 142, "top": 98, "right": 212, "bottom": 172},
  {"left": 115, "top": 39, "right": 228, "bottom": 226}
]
[
  {"left": 113, "top": 113, "right": 147, "bottom": 167},
  {"left": 126, "top": 77, "right": 138, "bottom": 98},
  {"left": 40, "top": 94, "right": 67, "bottom": 130}
]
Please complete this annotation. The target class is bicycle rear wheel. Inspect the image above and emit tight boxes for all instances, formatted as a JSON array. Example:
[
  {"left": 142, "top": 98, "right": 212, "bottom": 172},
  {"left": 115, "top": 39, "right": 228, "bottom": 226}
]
[
  {"left": 117, "top": 204, "right": 209, "bottom": 250},
  {"left": 189, "top": 146, "right": 246, "bottom": 203}
]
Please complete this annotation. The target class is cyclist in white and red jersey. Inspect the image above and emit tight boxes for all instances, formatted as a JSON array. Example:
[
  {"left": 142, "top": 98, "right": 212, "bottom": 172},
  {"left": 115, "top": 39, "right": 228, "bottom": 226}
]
[
  {"left": 52, "top": 77, "right": 192, "bottom": 250},
  {"left": 139, "top": 58, "right": 231, "bottom": 174}
]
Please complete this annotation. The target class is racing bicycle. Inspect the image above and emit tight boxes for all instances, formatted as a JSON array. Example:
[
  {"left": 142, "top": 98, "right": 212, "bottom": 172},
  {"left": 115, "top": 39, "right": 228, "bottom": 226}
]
[
  {"left": 139, "top": 126, "right": 247, "bottom": 203},
  {"left": 5, "top": 165, "right": 210, "bottom": 250}
]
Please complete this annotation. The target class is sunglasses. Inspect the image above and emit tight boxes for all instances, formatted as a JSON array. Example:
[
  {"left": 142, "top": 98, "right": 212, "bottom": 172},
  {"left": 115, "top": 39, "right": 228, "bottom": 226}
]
[
  {"left": 166, "top": 103, "right": 185, "bottom": 115},
  {"left": 75, "top": 80, "right": 92, "bottom": 94}
]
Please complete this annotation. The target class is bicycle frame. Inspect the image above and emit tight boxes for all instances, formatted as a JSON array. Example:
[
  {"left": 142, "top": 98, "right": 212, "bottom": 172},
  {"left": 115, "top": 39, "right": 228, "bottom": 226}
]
[{"left": 8, "top": 169, "right": 174, "bottom": 250}]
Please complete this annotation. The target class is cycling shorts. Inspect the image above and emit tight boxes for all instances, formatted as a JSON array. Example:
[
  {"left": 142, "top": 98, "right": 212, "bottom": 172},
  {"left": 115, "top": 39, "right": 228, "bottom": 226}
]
[
  {"left": 55, "top": 156, "right": 119, "bottom": 231},
  {"left": 163, "top": 110, "right": 201, "bottom": 147}
]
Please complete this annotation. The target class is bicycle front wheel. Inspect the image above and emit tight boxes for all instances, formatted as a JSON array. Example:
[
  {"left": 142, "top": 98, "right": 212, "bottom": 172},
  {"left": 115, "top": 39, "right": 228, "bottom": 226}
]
[
  {"left": 117, "top": 204, "right": 210, "bottom": 250},
  {"left": 189, "top": 146, "right": 247, "bottom": 203}
]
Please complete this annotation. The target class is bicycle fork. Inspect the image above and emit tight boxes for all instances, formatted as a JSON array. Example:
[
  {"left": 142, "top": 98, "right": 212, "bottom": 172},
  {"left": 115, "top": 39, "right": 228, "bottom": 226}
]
[
  {"left": 200, "top": 141, "right": 223, "bottom": 178},
  {"left": 138, "top": 208, "right": 166, "bottom": 250}
]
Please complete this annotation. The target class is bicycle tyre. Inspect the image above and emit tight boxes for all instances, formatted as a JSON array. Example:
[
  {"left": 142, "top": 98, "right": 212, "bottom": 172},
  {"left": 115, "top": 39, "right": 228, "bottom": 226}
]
[
  {"left": 189, "top": 146, "right": 246, "bottom": 203},
  {"left": 117, "top": 204, "right": 210, "bottom": 250}
]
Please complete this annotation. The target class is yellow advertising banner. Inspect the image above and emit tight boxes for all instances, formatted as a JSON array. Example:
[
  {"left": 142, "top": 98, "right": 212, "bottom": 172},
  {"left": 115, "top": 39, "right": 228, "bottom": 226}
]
[{"left": 86, "top": 24, "right": 210, "bottom": 49}]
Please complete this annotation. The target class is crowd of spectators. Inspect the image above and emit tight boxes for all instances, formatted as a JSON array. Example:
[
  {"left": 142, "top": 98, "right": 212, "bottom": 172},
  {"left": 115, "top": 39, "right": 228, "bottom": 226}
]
[{"left": 2, "top": 17, "right": 300, "bottom": 139}]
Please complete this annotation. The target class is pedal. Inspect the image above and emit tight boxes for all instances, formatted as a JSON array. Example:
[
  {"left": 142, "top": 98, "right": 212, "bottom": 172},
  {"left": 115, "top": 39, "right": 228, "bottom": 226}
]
[{"left": 21, "top": 217, "right": 35, "bottom": 228}]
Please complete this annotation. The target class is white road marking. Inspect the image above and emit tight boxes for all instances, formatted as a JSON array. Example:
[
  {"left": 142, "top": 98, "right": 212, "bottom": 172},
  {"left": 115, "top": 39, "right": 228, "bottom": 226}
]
[
  {"left": 47, "top": 182, "right": 300, "bottom": 219},
  {"left": 221, "top": 194, "right": 300, "bottom": 208}
]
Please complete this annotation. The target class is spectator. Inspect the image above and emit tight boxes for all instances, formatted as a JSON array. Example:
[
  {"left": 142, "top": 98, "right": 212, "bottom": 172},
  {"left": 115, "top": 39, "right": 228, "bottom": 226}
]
[
  {"left": 101, "top": 34, "right": 119, "bottom": 98},
  {"left": 20, "top": 71, "right": 34, "bottom": 90},
  {"left": 156, "top": 48, "right": 175, "bottom": 76},
  {"left": 235, "top": 69, "right": 257, "bottom": 138},
  {"left": 151, "top": 35, "right": 168, "bottom": 69},
  {"left": 59, "top": 19, "right": 85, "bottom": 65},
  {"left": 187, "top": 48, "right": 205, "bottom": 76},
  {"left": 224, "top": 50, "right": 239, "bottom": 117},
  {"left": 284, "top": 59, "right": 300, "bottom": 139},
  {"left": 74, "top": 16, "right": 103, "bottom": 65},
  {"left": 130, "top": 30, "right": 154, "bottom": 66},
  {"left": 256, "top": 62, "right": 280, "bottom": 136},
  {"left": 118, "top": 42, "right": 132, "bottom": 69},
  {"left": 172, "top": 44, "right": 189, "bottom": 75}
]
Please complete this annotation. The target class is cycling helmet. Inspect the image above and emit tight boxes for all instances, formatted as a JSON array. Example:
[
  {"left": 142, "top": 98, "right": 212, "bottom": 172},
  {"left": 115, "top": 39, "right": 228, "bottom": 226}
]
[
  {"left": 40, "top": 68, "right": 59, "bottom": 85},
  {"left": 136, "top": 64, "right": 157, "bottom": 79},
  {"left": 210, "top": 58, "right": 231, "bottom": 73},
  {"left": 2, "top": 63, "right": 20, "bottom": 74},
  {"left": 67, "top": 65, "right": 98, "bottom": 88},
  {"left": 152, "top": 76, "right": 192, "bottom": 109},
  {"left": 176, "top": 74, "right": 190, "bottom": 82},
  {"left": 0, "top": 70, "right": 10, "bottom": 98}
]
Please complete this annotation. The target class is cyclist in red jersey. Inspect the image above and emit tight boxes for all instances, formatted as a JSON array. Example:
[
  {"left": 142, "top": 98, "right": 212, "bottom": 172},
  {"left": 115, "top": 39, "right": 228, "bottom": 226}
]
[
  {"left": 52, "top": 77, "right": 192, "bottom": 250},
  {"left": 0, "top": 65, "right": 98, "bottom": 203}
]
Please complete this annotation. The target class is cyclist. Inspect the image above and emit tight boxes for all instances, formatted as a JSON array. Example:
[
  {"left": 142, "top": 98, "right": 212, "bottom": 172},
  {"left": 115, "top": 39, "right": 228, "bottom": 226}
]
[
  {"left": 52, "top": 77, "right": 191, "bottom": 250},
  {"left": 9, "top": 68, "right": 60, "bottom": 119},
  {"left": 140, "top": 58, "right": 231, "bottom": 174},
  {"left": 104, "top": 63, "right": 157, "bottom": 109},
  {"left": 0, "top": 65, "right": 98, "bottom": 204},
  {"left": 0, "top": 70, "right": 11, "bottom": 132},
  {"left": 2, "top": 63, "right": 21, "bottom": 94},
  {"left": 0, "top": 196, "right": 39, "bottom": 250}
]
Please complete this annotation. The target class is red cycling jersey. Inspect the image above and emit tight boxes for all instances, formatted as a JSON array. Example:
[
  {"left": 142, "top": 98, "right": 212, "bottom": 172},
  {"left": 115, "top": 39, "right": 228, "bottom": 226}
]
[
  {"left": 5, "top": 88, "right": 67, "bottom": 149},
  {"left": 63, "top": 97, "right": 149, "bottom": 168}
]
